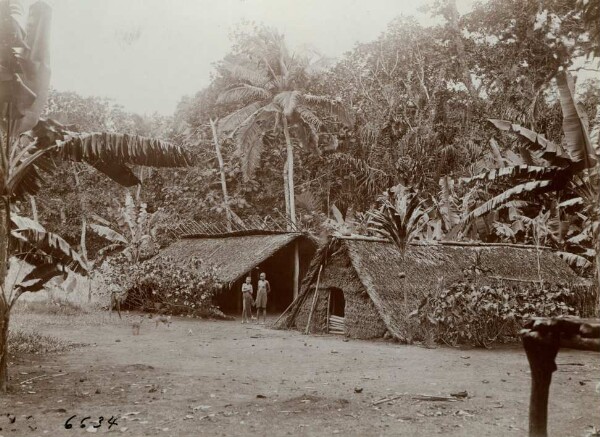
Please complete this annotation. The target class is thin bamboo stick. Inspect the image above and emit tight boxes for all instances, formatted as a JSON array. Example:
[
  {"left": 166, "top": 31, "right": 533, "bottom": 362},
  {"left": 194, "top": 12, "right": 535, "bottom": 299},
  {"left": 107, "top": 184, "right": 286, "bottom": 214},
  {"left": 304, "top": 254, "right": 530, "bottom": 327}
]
[{"left": 305, "top": 265, "right": 323, "bottom": 335}]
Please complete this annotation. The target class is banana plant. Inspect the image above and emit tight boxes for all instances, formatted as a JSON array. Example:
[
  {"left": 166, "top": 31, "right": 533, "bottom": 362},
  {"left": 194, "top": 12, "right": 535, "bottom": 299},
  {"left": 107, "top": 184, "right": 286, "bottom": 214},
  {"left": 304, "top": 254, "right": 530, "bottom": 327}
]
[
  {"left": 89, "top": 192, "right": 161, "bottom": 265},
  {"left": 460, "top": 70, "right": 598, "bottom": 284},
  {"left": 0, "top": 0, "right": 192, "bottom": 392}
]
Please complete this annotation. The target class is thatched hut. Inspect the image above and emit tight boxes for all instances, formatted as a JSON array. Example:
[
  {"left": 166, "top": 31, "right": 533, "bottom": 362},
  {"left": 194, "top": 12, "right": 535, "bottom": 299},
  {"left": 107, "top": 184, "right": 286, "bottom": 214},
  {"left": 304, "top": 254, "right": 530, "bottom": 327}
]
[
  {"left": 274, "top": 236, "right": 594, "bottom": 340},
  {"left": 158, "top": 231, "right": 317, "bottom": 314}
]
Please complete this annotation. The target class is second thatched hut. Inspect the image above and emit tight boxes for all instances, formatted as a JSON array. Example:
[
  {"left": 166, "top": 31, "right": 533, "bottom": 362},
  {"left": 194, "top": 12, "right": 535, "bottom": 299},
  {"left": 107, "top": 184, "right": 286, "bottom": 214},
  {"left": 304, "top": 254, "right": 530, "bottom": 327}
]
[{"left": 273, "top": 236, "right": 594, "bottom": 341}]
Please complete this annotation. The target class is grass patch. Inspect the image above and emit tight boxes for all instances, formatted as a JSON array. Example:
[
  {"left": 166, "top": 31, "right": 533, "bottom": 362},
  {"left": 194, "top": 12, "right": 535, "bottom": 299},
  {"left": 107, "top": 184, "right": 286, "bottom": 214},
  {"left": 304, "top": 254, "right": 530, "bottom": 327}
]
[
  {"left": 14, "top": 299, "right": 88, "bottom": 317},
  {"left": 8, "top": 329, "right": 71, "bottom": 355}
]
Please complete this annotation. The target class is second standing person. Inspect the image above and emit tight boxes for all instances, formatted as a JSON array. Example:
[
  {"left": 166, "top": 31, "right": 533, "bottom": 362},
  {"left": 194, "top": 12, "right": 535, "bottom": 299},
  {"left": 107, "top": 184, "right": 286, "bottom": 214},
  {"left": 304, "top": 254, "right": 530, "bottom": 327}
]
[{"left": 255, "top": 272, "right": 270, "bottom": 324}]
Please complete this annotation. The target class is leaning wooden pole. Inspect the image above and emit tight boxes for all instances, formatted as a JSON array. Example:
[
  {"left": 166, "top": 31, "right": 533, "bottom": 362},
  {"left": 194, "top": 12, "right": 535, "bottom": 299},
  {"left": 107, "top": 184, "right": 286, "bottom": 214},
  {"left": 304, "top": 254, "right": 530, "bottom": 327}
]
[{"left": 305, "top": 265, "right": 323, "bottom": 335}]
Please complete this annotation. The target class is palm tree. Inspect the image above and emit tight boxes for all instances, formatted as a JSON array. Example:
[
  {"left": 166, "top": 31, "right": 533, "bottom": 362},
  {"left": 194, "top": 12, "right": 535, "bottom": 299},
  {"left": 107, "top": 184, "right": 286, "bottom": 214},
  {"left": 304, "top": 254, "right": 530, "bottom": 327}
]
[
  {"left": 0, "top": 0, "right": 192, "bottom": 391},
  {"left": 217, "top": 27, "right": 353, "bottom": 227},
  {"left": 460, "top": 71, "right": 598, "bottom": 291}
]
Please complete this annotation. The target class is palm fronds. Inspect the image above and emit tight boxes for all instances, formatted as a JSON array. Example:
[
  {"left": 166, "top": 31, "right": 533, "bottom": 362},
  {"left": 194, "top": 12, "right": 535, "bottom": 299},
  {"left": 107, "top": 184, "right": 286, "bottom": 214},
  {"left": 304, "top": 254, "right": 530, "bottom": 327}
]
[
  {"left": 217, "top": 84, "right": 271, "bottom": 105},
  {"left": 460, "top": 165, "right": 562, "bottom": 184},
  {"left": 368, "top": 184, "right": 432, "bottom": 253},
  {"left": 221, "top": 57, "right": 270, "bottom": 87},
  {"left": 218, "top": 102, "right": 263, "bottom": 133}
]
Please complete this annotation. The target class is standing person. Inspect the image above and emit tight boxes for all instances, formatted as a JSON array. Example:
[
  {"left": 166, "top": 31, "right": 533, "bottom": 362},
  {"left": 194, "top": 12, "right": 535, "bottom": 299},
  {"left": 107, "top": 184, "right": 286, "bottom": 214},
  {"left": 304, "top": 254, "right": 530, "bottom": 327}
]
[
  {"left": 255, "top": 272, "right": 271, "bottom": 324},
  {"left": 241, "top": 276, "right": 254, "bottom": 324}
]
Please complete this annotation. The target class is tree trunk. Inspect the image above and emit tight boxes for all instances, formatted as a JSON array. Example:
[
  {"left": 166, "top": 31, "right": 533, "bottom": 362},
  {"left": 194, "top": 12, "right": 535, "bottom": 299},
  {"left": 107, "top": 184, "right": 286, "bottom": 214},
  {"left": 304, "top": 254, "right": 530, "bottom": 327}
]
[
  {"left": 135, "top": 167, "right": 144, "bottom": 201},
  {"left": 29, "top": 195, "right": 38, "bottom": 221},
  {"left": 0, "top": 99, "right": 12, "bottom": 392},
  {"left": 446, "top": 0, "right": 476, "bottom": 98},
  {"left": 596, "top": 233, "right": 600, "bottom": 313},
  {"left": 72, "top": 166, "right": 89, "bottom": 261},
  {"left": 283, "top": 158, "right": 290, "bottom": 226},
  {"left": 210, "top": 118, "right": 232, "bottom": 232},
  {"left": 282, "top": 117, "right": 296, "bottom": 228},
  {"left": 0, "top": 195, "right": 11, "bottom": 392},
  {"left": 0, "top": 304, "right": 9, "bottom": 393}
]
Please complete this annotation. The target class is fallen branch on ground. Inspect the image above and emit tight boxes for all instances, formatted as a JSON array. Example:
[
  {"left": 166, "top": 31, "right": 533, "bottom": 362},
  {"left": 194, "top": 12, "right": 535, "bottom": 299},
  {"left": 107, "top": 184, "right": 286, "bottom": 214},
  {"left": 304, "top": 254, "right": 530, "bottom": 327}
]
[
  {"left": 372, "top": 394, "right": 403, "bottom": 405},
  {"left": 20, "top": 372, "right": 69, "bottom": 385},
  {"left": 412, "top": 395, "right": 459, "bottom": 402}
]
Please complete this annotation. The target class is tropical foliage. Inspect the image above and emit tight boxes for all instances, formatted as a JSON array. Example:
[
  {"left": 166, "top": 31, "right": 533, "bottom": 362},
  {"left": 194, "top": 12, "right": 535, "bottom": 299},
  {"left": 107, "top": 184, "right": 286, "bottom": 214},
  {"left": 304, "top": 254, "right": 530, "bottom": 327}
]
[
  {"left": 0, "top": 0, "right": 191, "bottom": 391},
  {"left": 414, "top": 280, "right": 580, "bottom": 348},
  {"left": 116, "top": 256, "right": 225, "bottom": 319},
  {"left": 0, "top": 0, "right": 597, "bottom": 361},
  {"left": 90, "top": 192, "right": 162, "bottom": 264},
  {"left": 367, "top": 184, "right": 432, "bottom": 254},
  {"left": 460, "top": 71, "right": 599, "bottom": 275},
  {"left": 216, "top": 27, "right": 353, "bottom": 226}
]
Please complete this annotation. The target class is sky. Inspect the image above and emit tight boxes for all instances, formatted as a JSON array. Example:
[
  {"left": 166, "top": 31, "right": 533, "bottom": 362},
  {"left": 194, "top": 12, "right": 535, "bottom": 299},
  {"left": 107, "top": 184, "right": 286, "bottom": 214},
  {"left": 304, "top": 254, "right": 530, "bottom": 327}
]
[{"left": 20, "top": 0, "right": 478, "bottom": 116}]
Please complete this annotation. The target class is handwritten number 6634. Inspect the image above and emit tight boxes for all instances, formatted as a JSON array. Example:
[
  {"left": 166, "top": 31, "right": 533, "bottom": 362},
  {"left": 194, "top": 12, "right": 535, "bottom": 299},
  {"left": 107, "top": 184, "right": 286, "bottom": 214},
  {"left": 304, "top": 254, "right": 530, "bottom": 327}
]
[{"left": 64, "top": 415, "right": 115, "bottom": 429}]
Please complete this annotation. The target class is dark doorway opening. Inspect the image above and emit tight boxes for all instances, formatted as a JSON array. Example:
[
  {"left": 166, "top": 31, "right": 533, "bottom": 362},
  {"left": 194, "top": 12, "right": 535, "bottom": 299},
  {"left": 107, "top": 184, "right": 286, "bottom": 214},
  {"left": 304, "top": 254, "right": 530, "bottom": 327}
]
[
  {"left": 214, "top": 241, "right": 314, "bottom": 315},
  {"left": 329, "top": 287, "right": 345, "bottom": 317}
]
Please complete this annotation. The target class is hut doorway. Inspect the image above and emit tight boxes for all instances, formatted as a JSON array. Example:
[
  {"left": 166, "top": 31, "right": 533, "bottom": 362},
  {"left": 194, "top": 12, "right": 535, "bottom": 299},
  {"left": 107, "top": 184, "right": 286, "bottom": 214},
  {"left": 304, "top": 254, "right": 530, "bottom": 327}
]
[
  {"left": 328, "top": 287, "right": 345, "bottom": 335},
  {"left": 214, "top": 242, "right": 310, "bottom": 315},
  {"left": 329, "top": 287, "right": 345, "bottom": 317},
  {"left": 255, "top": 245, "right": 295, "bottom": 313}
]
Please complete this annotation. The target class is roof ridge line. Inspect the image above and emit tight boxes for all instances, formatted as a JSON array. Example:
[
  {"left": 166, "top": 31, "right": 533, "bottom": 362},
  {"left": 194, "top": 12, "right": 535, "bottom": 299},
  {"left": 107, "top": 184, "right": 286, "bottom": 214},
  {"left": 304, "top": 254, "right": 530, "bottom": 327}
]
[
  {"left": 181, "top": 230, "right": 304, "bottom": 239},
  {"left": 333, "top": 235, "right": 553, "bottom": 251}
]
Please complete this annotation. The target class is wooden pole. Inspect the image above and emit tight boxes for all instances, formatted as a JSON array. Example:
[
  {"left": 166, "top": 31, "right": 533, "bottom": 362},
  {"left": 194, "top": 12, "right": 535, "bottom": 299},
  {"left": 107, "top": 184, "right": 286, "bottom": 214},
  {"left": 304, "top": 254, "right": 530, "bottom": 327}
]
[
  {"left": 518, "top": 317, "right": 600, "bottom": 437},
  {"left": 293, "top": 240, "right": 300, "bottom": 299},
  {"left": 326, "top": 289, "right": 331, "bottom": 334},
  {"left": 522, "top": 334, "right": 559, "bottom": 437},
  {"left": 305, "top": 265, "right": 323, "bottom": 335}
]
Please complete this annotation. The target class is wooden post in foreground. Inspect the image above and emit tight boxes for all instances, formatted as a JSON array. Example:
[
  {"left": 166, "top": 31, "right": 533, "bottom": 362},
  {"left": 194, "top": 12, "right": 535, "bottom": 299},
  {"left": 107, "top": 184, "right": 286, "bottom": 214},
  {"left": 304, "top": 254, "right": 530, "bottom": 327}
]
[
  {"left": 521, "top": 317, "right": 600, "bottom": 437},
  {"left": 522, "top": 333, "right": 559, "bottom": 437}
]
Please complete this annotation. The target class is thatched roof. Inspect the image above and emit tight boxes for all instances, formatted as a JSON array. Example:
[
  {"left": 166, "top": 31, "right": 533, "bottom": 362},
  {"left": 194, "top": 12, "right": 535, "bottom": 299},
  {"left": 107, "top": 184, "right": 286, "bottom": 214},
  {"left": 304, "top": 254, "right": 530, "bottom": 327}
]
[
  {"left": 158, "top": 231, "right": 314, "bottom": 284},
  {"left": 275, "top": 236, "right": 590, "bottom": 340}
]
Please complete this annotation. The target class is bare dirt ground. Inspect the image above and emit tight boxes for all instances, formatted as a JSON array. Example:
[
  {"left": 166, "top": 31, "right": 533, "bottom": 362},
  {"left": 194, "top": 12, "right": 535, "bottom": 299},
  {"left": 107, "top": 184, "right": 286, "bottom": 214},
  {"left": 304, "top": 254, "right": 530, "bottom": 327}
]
[{"left": 2, "top": 310, "right": 599, "bottom": 437}]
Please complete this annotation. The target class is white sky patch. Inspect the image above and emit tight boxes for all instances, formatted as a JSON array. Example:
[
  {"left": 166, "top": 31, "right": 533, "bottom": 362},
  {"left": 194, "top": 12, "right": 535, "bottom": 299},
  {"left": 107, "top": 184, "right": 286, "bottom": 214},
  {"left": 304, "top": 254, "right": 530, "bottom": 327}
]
[{"left": 20, "top": 0, "right": 478, "bottom": 115}]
